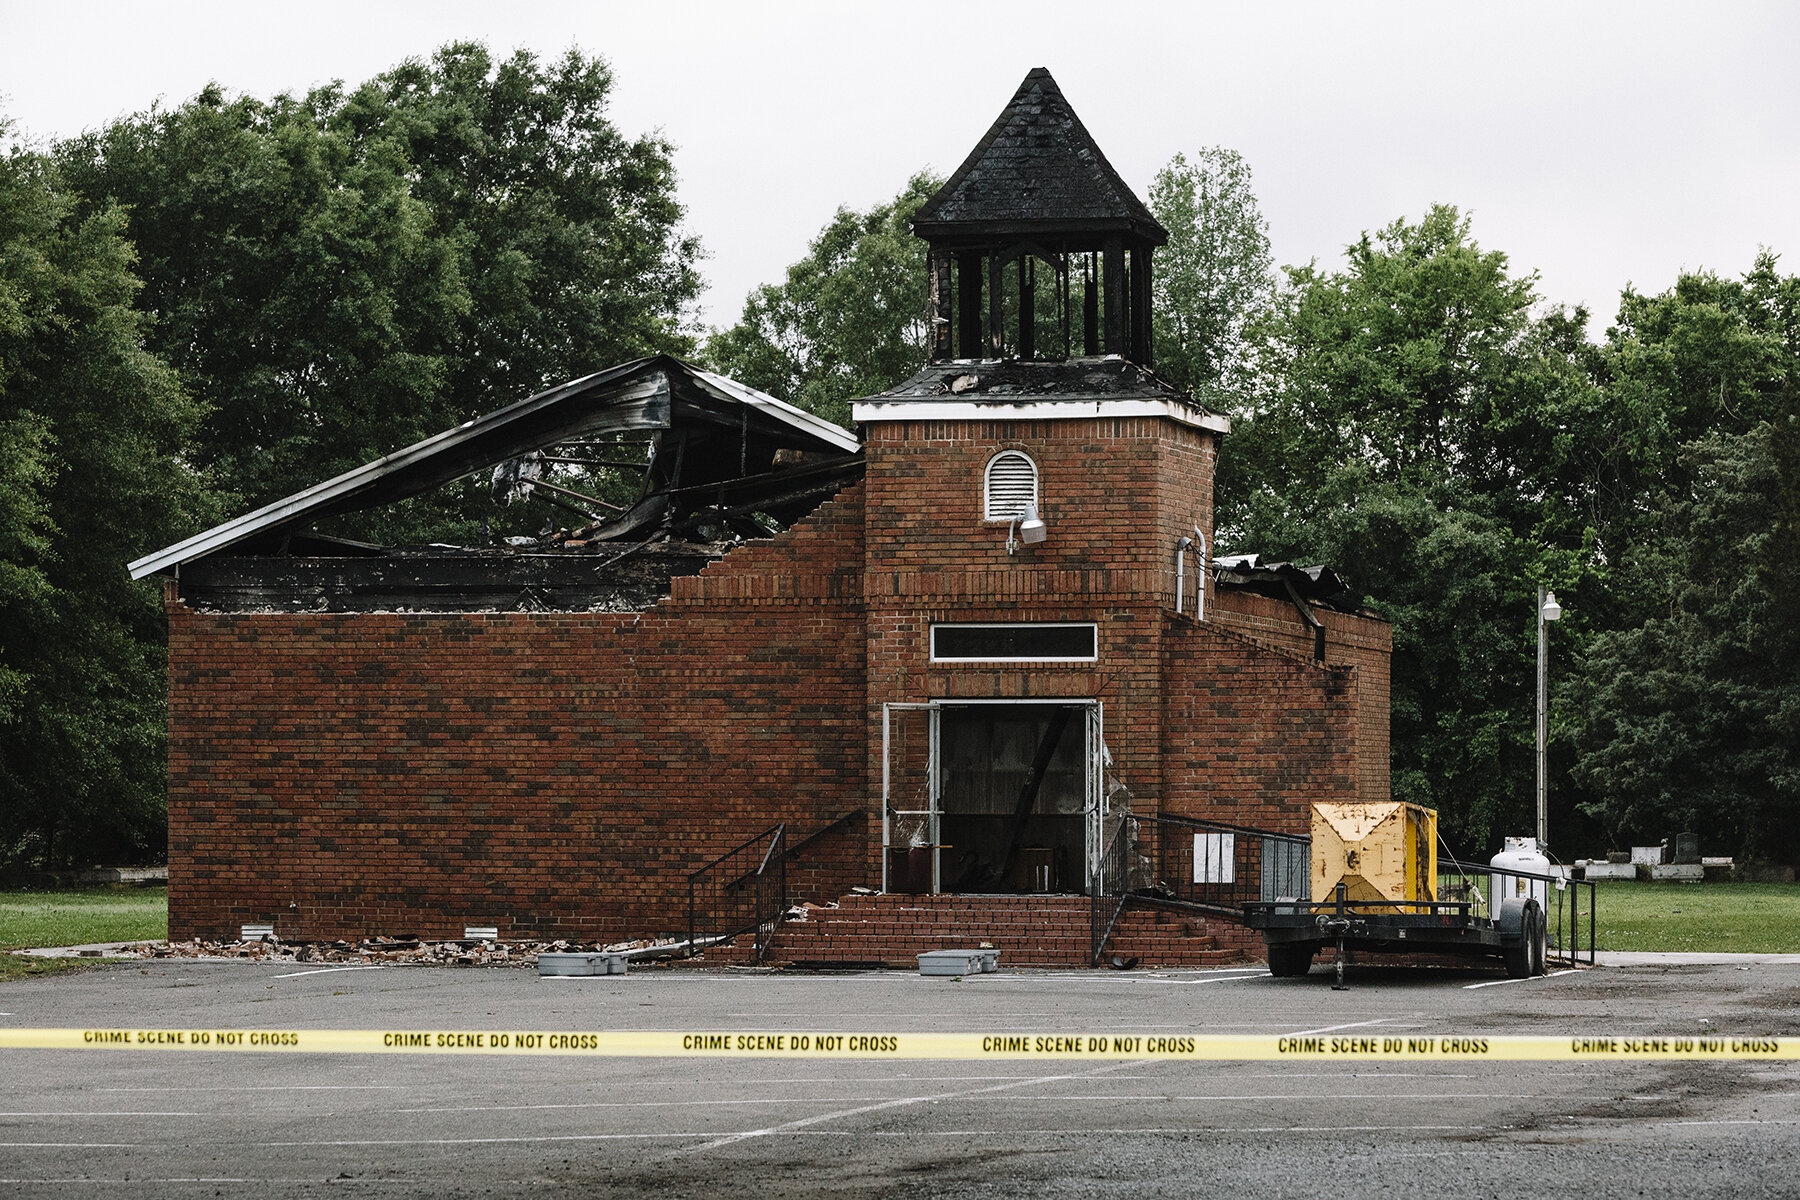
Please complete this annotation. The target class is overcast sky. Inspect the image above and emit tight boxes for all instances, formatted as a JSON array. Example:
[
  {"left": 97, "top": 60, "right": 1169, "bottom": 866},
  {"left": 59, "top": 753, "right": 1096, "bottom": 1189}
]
[{"left": 3, "top": 1, "right": 1796, "bottom": 335}]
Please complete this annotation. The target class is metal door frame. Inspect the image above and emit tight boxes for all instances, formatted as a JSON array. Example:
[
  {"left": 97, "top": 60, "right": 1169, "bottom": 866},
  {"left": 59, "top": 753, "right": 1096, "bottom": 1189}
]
[
  {"left": 881, "top": 699, "right": 1105, "bottom": 894},
  {"left": 880, "top": 702, "right": 940, "bottom": 893}
]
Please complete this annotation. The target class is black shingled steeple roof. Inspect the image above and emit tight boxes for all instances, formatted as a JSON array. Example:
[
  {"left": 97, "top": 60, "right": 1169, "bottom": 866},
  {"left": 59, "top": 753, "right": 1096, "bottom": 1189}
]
[{"left": 912, "top": 68, "right": 1167, "bottom": 245}]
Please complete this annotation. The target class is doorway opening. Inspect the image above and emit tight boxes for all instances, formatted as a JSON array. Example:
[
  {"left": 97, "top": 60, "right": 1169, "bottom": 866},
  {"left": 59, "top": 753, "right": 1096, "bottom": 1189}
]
[
  {"left": 882, "top": 700, "right": 1102, "bottom": 895},
  {"left": 939, "top": 703, "right": 1084, "bottom": 892}
]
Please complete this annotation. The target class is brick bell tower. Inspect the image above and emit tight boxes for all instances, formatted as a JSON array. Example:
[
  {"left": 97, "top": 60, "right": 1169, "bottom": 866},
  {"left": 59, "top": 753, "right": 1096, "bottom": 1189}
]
[{"left": 852, "top": 68, "right": 1231, "bottom": 896}]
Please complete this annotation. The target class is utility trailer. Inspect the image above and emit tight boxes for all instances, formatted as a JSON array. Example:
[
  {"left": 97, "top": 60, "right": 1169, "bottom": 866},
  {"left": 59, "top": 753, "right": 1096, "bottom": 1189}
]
[
  {"left": 1244, "top": 884, "right": 1550, "bottom": 987},
  {"left": 1239, "top": 801, "right": 1574, "bottom": 986}
]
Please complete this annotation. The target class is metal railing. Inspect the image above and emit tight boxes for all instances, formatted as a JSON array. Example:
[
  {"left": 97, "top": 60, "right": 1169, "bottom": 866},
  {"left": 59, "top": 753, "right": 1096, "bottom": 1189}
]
[
  {"left": 1136, "top": 812, "right": 1312, "bottom": 915},
  {"left": 1090, "top": 812, "right": 1312, "bottom": 964},
  {"left": 1438, "top": 856, "right": 1597, "bottom": 967},
  {"left": 687, "top": 824, "right": 787, "bottom": 964},
  {"left": 1090, "top": 811, "right": 1133, "bottom": 965}
]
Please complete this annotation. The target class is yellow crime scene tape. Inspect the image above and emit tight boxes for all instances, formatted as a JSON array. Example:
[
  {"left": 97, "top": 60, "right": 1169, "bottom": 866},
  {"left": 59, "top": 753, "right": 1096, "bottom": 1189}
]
[{"left": 0, "top": 1028, "right": 1792, "bottom": 1060}]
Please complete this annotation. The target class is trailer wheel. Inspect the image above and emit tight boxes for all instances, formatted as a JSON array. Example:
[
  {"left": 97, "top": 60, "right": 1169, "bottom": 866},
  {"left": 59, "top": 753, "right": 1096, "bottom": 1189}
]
[
  {"left": 1529, "top": 904, "right": 1549, "bottom": 976},
  {"left": 1502, "top": 900, "right": 1545, "bottom": 979},
  {"left": 1267, "top": 943, "right": 1315, "bottom": 978},
  {"left": 1503, "top": 935, "right": 1530, "bottom": 978}
]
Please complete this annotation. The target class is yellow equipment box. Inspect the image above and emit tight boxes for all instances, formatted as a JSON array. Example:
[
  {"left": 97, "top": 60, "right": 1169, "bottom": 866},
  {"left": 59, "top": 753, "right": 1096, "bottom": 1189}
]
[{"left": 1312, "top": 801, "right": 1438, "bottom": 908}]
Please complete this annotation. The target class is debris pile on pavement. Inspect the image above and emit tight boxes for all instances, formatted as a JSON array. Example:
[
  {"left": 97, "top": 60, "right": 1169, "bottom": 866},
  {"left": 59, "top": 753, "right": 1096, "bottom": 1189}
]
[{"left": 135, "top": 935, "right": 676, "bottom": 968}]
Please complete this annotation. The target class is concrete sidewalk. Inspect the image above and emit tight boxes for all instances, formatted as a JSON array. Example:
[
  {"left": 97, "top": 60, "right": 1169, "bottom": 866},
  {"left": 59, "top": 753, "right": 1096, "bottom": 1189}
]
[
  {"left": 15, "top": 940, "right": 162, "bottom": 959},
  {"left": 1592, "top": 950, "right": 1800, "bottom": 966}
]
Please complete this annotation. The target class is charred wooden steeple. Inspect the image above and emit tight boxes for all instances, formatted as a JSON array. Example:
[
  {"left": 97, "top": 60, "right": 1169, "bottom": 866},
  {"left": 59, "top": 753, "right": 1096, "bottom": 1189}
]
[{"left": 913, "top": 68, "right": 1167, "bottom": 365}]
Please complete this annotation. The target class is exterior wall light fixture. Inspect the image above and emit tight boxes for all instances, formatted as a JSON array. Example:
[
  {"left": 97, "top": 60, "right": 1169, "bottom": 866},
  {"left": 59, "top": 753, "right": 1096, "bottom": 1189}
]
[{"left": 1006, "top": 504, "right": 1047, "bottom": 554}]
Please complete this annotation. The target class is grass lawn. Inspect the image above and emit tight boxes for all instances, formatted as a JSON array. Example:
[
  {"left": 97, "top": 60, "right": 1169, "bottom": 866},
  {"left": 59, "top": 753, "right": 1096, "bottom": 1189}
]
[
  {"left": 1587, "top": 881, "right": 1800, "bottom": 953},
  {"left": 0, "top": 886, "right": 168, "bottom": 982},
  {"left": 0, "top": 886, "right": 168, "bottom": 952}
]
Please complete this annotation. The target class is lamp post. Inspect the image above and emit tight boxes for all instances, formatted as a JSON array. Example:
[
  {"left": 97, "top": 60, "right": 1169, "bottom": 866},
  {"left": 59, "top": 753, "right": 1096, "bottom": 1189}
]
[{"left": 1536, "top": 587, "right": 1563, "bottom": 847}]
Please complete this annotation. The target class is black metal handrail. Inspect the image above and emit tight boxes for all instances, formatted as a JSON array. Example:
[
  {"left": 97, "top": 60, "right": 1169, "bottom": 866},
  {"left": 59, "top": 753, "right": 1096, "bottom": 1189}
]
[
  {"left": 1090, "top": 811, "right": 1133, "bottom": 965},
  {"left": 1133, "top": 812, "right": 1312, "bottom": 917},
  {"left": 687, "top": 823, "right": 787, "bottom": 964},
  {"left": 1089, "top": 811, "right": 1312, "bottom": 964}
]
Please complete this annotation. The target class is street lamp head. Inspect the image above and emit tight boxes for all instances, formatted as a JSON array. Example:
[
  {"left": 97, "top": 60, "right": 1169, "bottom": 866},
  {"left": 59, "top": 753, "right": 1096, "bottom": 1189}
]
[{"left": 1541, "top": 591, "right": 1562, "bottom": 622}]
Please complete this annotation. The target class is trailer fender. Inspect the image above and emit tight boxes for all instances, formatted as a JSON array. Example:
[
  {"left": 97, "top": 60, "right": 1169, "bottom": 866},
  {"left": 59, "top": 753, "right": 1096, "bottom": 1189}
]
[{"left": 1496, "top": 896, "right": 1533, "bottom": 941}]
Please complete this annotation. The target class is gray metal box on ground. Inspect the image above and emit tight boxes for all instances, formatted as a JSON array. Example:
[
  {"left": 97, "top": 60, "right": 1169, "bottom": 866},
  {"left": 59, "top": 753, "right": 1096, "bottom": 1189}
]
[
  {"left": 918, "top": 949, "right": 990, "bottom": 976},
  {"left": 538, "top": 952, "right": 627, "bottom": 977}
]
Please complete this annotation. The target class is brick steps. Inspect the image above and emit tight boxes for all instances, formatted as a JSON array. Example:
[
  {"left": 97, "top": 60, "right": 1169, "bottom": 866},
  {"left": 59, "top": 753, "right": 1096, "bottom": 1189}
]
[{"left": 700, "top": 894, "right": 1251, "bottom": 969}]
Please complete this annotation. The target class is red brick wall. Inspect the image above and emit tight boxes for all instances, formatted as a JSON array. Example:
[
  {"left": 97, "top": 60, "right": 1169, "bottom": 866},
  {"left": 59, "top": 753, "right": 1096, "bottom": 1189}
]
[
  {"left": 859, "top": 414, "right": 1225, "bottom": 867},
  {"left": 1159, "top": 614, "right": 1359, "bottom": 836},
  {"left": 165, "top": 488, "right": 871, "bottom": 943},
  {"left": 1209, "top": 590, "right": 1391, "bottom": 805},
  {"left": 860, "top": 416, "right": 1217, "bottom": 611},
  {"left": 164, "top": 407, "right": 1392, "bottom": 949}
]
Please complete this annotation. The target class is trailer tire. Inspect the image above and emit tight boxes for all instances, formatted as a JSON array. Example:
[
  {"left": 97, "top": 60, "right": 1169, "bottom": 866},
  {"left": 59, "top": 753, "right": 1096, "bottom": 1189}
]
[
  {"left": 1266, "top": 943, "right": 1315, "bottom": 978},
  {"left": 1503, "top": 934, "right": 1531, "bottom": 978},
  {"left": 1499, "top": 897, "right": 1539, "bottom": 979},
  {"left": 1529, "top": 904, "right": 1548, "bottom": 976}
]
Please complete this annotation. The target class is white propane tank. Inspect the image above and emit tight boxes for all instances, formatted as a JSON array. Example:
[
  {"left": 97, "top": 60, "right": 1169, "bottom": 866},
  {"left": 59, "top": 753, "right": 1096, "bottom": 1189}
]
[{"left": 1490, "top": 836, "right": 1551, "bottom": 916}]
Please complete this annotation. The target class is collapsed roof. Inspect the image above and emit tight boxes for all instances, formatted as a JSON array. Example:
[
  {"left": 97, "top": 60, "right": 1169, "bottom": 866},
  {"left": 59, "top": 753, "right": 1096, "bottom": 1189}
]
[
  {"left": 1213, "top": 554, "right": 1364, "bottom": 614},
  {"left": 130, "top": 355, "right": 863, "bottom": 583}
]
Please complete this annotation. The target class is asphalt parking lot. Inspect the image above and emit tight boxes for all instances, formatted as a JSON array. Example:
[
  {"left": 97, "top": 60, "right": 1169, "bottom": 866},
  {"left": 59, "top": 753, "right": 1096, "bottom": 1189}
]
[{"left": 5, "top": 956, "right": 1800, "bottom": 1198}]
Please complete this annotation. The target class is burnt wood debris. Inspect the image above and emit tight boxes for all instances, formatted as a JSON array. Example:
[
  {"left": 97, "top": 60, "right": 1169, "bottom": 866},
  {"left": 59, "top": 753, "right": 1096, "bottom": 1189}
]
[{"left": 135, "top": 356, "right": 862, "bottom": 612}]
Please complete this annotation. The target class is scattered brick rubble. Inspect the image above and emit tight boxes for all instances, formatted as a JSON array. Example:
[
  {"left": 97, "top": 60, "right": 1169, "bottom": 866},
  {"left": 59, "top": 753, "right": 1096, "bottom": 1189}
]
[{"left": 135, "top": 934, "right": 698, "bottom": 967}]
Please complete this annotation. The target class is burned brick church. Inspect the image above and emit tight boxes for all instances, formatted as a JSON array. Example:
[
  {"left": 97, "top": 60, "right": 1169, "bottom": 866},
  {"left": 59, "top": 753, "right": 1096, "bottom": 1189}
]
[{"left": 133, "top": 69, "right": 1391, "bottom": 966}]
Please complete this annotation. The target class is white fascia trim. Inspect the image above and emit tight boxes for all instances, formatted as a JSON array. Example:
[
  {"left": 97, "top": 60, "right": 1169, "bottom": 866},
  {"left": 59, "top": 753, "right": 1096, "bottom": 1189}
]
[{"left": 852, "top": 398, "right": 1230, "bottom": 434}]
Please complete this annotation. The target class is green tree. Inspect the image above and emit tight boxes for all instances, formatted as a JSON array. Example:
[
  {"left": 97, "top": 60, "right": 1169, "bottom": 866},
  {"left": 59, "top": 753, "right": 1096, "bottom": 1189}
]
[
  {"left": 56, "top": 43, "right": 702, "bottom": 539},
  {"left": 1225, "top": 206, "right": 1602, "bottom": 853},
  {"left": 704, "top": 173, "right": 939, "bottom": 427},
  {"left": 1563, "top": 258, "right": 1800, "bottom": 859},
  {"left": 1567, "top": 424, "right": 1798, "bottom": 859},
  {"left": 1580, "top": 255, "right": 1797, "bottom": 622},
  {"left": 0, "top": 131, "right": 213, "bottom": 870},
  {"left": 1147, "top": 147, "right": 1273, "bottom": 401}
]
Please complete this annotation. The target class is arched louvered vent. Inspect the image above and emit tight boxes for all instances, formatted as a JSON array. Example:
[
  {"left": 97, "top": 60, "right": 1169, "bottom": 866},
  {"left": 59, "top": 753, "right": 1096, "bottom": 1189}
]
[{"left": 984, "top": 451, "right": 1039, "bottom": 520}]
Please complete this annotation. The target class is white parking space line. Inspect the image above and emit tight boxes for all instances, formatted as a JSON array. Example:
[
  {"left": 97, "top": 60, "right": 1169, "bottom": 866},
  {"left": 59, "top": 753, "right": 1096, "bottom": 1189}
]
[
  {"left": 1282, "top": 1018, "right": 1402, "bottom": 1036},
  {"left": 271, "top": 965, "right": 388, "bottom": 979},
  {"left": 671, "top": 1057, "right": 1151, "bottom": 1156},
  {"left": 1464, "top": 969, "right": 1581, "bottom": 989}
]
